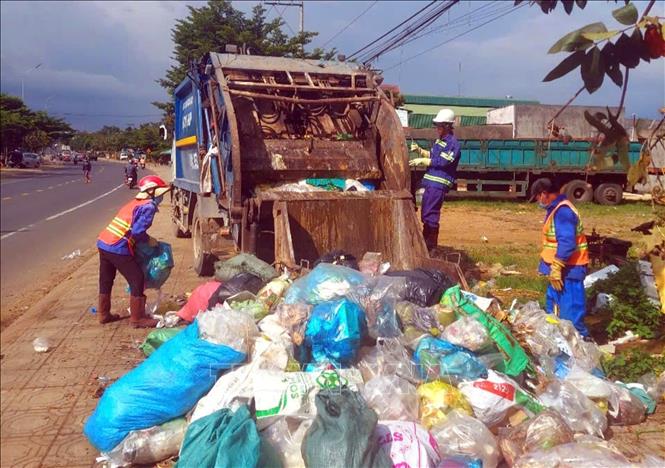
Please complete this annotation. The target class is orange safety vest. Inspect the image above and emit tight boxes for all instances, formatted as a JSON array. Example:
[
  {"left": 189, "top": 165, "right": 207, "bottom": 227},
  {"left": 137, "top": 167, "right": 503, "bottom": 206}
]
[
  {"left": 98, "top": 199, "right": 152, "bottom": 253},
  {"left": 541, "top": 199, "right": 589, "bottom": 266}
]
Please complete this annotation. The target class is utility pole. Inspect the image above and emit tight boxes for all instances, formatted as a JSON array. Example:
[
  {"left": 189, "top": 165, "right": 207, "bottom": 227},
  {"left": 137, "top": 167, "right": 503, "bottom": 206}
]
[
  {"left": 265, "top": 1, "right": 304, "bottom": 53},
  {"left": 457, "top": 62, "right": 462, "bottom": 97}
]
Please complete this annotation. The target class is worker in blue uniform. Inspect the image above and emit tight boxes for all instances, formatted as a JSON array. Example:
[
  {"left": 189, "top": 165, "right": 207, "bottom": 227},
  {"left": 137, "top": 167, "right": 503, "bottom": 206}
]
[
  {"left": 409, "top": 109, "right": 461, "bottom": 251},
  {"left": 530, "top": 178, "right": 591, "bottom": 339}
]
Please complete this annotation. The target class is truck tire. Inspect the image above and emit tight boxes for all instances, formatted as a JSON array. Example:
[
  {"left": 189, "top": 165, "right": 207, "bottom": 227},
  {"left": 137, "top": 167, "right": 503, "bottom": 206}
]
[
  {"left": 192, "top": 208, "right": 216, "bottom": 276},
  {"left": 563, "top": 179, "right": 593, "bottom": 203},
  {"left": 594, "top": 183, "right": 623, "bottom": 205}
]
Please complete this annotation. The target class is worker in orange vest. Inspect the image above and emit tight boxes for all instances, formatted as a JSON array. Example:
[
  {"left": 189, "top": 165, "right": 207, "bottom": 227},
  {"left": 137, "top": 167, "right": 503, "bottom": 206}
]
[
  {"left": 97, "top": 175, "right": 171, "bottom": 327},
  {"left": 531, "top": 178, "right": 591, "bottom": 339}
]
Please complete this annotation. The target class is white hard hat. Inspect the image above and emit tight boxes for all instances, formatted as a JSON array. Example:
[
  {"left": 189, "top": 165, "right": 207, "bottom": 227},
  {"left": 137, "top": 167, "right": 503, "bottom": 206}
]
[{"left": 432, "top": 108, "right": 455, "bottom": 124}]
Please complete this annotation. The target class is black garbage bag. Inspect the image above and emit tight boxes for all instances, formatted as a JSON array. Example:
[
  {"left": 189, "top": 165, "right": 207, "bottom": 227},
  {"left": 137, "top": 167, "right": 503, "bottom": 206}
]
[
  {"left": 314, "top": 250, "right": 360, "bottom": 270},
  {"left": 385, "top": 268, "right": 455, "bottom": 307},
  {"left": 207, "top": 273, "right": 264, "bottom": 309},
  {"left": 302, "top": 388, "right": 392, "bottom": 468}
]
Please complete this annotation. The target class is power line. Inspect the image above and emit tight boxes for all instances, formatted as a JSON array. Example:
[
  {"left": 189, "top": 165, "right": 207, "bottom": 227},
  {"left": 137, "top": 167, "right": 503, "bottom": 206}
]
[
  {"left": 383, "top": 2, "right": 527, "bottom": 72},
  {"left": 320, "top": 1, "right": 379, "bottom": 48},
  {"left": 52, "top": 112, "right": 162, "bottom": 118},
  {"left": 359, "top": 0, "right": 460, "bottom": 64},
  {"left": 347, "top": 1, "right": 438, "bottom": 60}
]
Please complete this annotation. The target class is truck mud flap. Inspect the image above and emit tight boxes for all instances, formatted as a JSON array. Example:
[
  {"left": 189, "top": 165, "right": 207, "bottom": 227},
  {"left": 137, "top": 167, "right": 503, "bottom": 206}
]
[{"left": 255, "top": 190, "right": 467, "bottom": 287}]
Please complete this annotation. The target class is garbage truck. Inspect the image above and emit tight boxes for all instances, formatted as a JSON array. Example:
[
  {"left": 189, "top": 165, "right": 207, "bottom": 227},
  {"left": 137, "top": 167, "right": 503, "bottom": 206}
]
[{"left": 170, "top": 52, "right": 465, "bottom": 285}]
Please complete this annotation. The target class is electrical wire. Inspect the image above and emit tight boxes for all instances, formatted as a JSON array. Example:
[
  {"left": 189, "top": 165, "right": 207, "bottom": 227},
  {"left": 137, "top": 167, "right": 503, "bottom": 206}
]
[
  {"left": 276, "top": 4, "right": 297, "bottom": 36},
  {"left": 320, "top": 0, "right": 379, "bottom": 48},
  {"left": 382, "top": 2, "right": 527, "bottom": 72},
  {"left": 347, "top": 0, "right": 438, "bottom": 60}
]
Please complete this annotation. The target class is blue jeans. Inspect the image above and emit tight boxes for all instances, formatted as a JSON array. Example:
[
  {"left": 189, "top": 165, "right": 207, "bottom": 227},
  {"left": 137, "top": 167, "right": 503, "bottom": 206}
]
[{"left": 545, "top": 277, "right": 589, "bottom": 337}]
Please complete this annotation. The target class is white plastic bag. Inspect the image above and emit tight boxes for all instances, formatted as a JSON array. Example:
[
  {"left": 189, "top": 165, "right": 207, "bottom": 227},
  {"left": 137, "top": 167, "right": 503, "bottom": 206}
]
[
  {"left": 441, "top": 316, "right": 492, "bottom": 352},
  {"left": 362, "top": 375, "right": 419, "bottom": 421},
  {"left": 260, "top": 418, "right": 312, "bottom": 468},
  {"left": 538, "top": 380, "right": 607, "bottom": 437},
  {"left": 197, "top": 304, "right": 258, "bottom": 353},
  {"left": 357, "top": 337, "right": 420, "bottom": 383},
  {"left": 430, "top": 410, "right": 499, "bottom": 468},
  {"left": 100, "top": 418, "right": 188, "bottom": 467},
  {"left": 458, "top": 370, "right": 543, "bottom": 428},
  {"left": 253, "top": 368, "right": 364, "bottom": 428},
  {"left": 375, "top": 421, "right": 440, "bottom": 468},
  {"left": 513, "top": 437, "right": 629, "bottom": 468}
]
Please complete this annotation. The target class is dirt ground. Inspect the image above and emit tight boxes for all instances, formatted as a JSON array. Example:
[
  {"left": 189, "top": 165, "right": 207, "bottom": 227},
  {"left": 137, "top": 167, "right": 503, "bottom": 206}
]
[{"left": 0, "top": 177, "right": 662, "bottom": 465}]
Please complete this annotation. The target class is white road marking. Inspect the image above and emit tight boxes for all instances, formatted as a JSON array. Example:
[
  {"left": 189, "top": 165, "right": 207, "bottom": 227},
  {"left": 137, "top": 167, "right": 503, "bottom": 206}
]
[
  {"left": 1, "top": 184, "right": 124, "bottom": 241},
  {"left": 45, "top": 184, "right": 124, "bottom": 221}
]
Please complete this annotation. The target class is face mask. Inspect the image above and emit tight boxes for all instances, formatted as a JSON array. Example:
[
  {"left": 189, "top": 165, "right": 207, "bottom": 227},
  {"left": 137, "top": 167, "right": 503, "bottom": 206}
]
[{"left": 538, "top": 201, "right": 548, "bottom": 209}]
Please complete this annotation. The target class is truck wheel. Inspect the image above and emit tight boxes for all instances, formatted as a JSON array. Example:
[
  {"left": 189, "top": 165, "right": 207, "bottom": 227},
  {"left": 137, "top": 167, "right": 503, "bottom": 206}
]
[
  {"left": 192, "top": 209, "right": 216, "bottom": 276},
  {"left": 594, "top": 183, "right": 623, "bottom": 205},
  {"left": 563, "top": 179, "right": 593, "bottom": 203}
]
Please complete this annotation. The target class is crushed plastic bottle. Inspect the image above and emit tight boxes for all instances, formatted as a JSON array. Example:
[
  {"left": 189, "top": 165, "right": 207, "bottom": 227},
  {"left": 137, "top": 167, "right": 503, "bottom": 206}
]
[
  {"left": 61, "top": 249, "right": 82, "bottom": 260},
  {"left": 32, "top": 337, "right": 50, "bottom": 353}
]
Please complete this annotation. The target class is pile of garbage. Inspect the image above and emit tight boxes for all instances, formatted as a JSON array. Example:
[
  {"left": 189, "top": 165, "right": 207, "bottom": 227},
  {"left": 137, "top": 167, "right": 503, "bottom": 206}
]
[{"left": 84, "top": 252, "right": 665, "bottom": 467}]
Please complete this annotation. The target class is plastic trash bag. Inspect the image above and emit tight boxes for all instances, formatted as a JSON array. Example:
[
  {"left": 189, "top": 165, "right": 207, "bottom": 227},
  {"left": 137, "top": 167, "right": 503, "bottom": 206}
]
[
  {"left": 386, "top": 268, "right": 455, "bottom": 306},
  {"left": 458, "top": 370, "right": 543, "bottom": 429},
  {"left": 497, "top": 410, "right": 574, "bottom": 466},
  {"left": 638, "top": 372, "right": 665, "bottom": 401},
  {"left": 225, "top": 292, "right": 270, "bottom": 322},
  {"left": 357, "top": 337, "right": 420, "bottom": 383},
  {"left": 315, "top": 250, "right": 360, "bottom": 270},
  {"left": 176, "top": 281, "right": 221, "bottom": 323},
  {"left": 197, "top": 304, "right": 258, "bottom": 353},
  {"left": 260, "top": 418, "right": 311, "bottom": 468},
  {"left": 102, "top": 418, "right": 188, "bottom": 467},
  {"left": 564, "top": 364, "right": 614, "bottom": 401},
  {"left": 417, "top": 381, "right": 473, "bottom": 429},
  {"left": 348, "top": 275, "right": 405, "bottom": 339},
  {"left": 414, "top": 336, "right": 487, "bottom": 384},
  {"left": 442, "top": 316, "right": 492, "bottom": 352},
  {"left": 359, "top": 252, "right": 383, "bottom": 276},
  {"left": 362, "top": 375, "right": 419, "bottom": 421},
  {"left": 284, "top": 263, "right": 366, "bottom": 305},
  {"left": 83, "top": 321, "right": 247, "bottom": 452},
  {"left": 607, "top": 381, "right": 647, "bottom": 426},
  {"left": 304, "top": 298, "right": 367, "bottom": 368},
  {"left": 395, "top": 301, "right": 456, "bottom": 340},
  {"left": 275, "top": 302, "right": 312, "bottom": 346},
  {"left": 618, "top": 382, "right": 657, "bottom": 414},
  {"left": 207, "top": 273, "right": 265, "bottom": 310},
  {"left": 512, "top": 437, "right": 630, "bottom": 468},
  {"left": 442, "top": 286, "right": 531, "bottom": 377},
  {"left": 139, "top": 328, "right": 183, "bottom": 356},
  {"left": 430, "top": 410, "right": 499, "bottom": 468},
  {"left": 254, "top": 368, "right": 364, "bottom": 428},
  {"left": 437, "top": 455, "right": 482, "bottom": 468},
  {"left": 538, "top": 380, "right": 607, "bottom": 437},
  {"left": 301, "top": 388, "right": 392, "bottom": 468},
  {"left": 213, "top": 253, "right": 277, "bottom": 282},
  {"left": 176, "top": 405, "right": 261, "bottom": 468},
  {"left": 375, "top": 421, "right": 441, "bottom": 468},
  {"left": 135, "top": 241, "right": 174, "bottom": 289},
  {"left": 257, "top": 274, "right": 292, "bottom": 309}
]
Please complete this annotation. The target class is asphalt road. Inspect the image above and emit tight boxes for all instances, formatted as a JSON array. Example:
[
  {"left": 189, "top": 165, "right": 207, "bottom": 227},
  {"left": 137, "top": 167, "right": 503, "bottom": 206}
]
[{"left": 0, "top": 160, "right": 153, "bottom": 309}]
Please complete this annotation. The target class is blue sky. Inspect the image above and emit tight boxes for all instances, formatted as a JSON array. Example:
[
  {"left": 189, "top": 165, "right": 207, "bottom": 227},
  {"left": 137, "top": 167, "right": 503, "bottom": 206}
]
[{"left": 1, "top": 0, "right": 663, "bottom": 130}]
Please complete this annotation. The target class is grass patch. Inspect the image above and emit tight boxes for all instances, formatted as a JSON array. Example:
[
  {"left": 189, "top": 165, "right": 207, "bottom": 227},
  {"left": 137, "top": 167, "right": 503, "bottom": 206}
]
[{"left": 602, "top": 349, "right": 665, "bottom": 382}]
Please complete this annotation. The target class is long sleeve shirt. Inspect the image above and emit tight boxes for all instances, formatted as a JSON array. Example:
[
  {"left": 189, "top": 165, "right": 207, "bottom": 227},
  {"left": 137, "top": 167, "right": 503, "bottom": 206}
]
[
  {"left": 538, "top": 194, "right": 587, "bottom": 280},
  {"left": 97, "top": 201, "right": 158, "bottom": 255},
  {"left": 422, "top": 133, "right": 461, "bottom": 191}
]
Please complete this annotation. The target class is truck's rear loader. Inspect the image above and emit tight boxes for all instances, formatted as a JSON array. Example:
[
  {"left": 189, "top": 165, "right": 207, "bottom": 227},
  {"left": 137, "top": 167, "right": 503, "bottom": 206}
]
[{"left": 171, "top": 53, "right": 465, "bottom": 286}]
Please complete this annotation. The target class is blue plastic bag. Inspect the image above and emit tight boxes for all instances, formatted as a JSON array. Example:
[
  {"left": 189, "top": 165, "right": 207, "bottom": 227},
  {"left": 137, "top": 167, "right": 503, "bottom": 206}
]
[
  {"left": 83, "top": 321, "right": 246, "bottom": 452},
  {"left": 284, "top": 264, "right": 366, "bottom": 305},
  {"left": 304, "top": 298, "right": 367, "bottom": 368},
  {"left": 414, "top": 336, "right": 487, "bottom": 383},
  {"left": 135, "top": 241, "right": 174, "bottom": 289}
]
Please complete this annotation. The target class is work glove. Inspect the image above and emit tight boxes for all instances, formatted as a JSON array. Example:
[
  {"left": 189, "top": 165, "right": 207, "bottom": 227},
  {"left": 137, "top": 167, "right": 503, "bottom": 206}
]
[
  {"left": 409, "top": 157, "right": 432, "bottom": 167},
  {"left": 548, "top": 258, "right": 565, "bottom": 292},
  {"left": 410, "top": 143, "right": 420, "bottom": 152}
]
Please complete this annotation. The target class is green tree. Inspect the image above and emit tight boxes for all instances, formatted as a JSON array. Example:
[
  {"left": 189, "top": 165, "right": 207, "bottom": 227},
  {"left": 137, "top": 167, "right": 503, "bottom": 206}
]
[
  {"left": 154, "top": 0, "right": 334, "bottom": 126},
  {"left": 24, "top": 130, "right": 50, "bottom": 151}
]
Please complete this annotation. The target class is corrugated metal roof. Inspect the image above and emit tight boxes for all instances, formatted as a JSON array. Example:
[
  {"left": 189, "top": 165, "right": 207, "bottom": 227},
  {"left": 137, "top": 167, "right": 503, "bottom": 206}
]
[
  {"left": 408, "top": 113, "right": 487, "bottom": 129},
  {"left": 403, "top": 94, "right": 539, "bottom": 108}
]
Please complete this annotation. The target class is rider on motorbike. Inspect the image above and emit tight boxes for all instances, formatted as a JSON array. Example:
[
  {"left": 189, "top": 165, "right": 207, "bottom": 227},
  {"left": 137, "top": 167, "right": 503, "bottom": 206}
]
[{"left": 124, "top": 160, "right": 138, "bottom": 188}]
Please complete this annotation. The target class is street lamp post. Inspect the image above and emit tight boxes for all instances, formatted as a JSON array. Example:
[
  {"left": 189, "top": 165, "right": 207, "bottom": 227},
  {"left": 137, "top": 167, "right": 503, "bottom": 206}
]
[{"left": 21, "top": 63, "right": 42, "bottom": 102}]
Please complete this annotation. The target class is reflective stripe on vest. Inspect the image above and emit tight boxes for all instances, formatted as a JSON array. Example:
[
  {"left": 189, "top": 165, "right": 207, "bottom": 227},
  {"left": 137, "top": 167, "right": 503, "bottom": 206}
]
[
  {"left": 541, "top": 199, "right": 589, "bottom": 265},
  {"left": 98, "top": 199, "right": 151, "bottom": 251},
  {"left": 423, "top": 173, "right": 453, "bottom": 187}
]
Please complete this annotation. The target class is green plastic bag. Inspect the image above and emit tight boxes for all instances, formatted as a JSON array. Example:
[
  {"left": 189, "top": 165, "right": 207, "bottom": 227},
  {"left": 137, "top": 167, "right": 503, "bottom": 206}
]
[
  {"left": 302, "top": 388, "right": 392, "bottom": 468},
  {"left": 139, "top": 328, "right": 183, "bottom": 357},
  {"left": 441, "top": 285, "right": 533, "bottom": 377},
  {"left": 177, "top": 405, "right": 260, "bottom": 468}
]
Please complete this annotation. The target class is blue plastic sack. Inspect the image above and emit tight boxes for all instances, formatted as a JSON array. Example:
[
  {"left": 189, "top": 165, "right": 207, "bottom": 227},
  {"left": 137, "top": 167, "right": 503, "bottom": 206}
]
[
  {"left": 83, "top": 321, "right": 246, "bottom": 452},
  {"left": 135, "top": 241, "right": 174, "bottom": 289},
  {"left": 304, "top": 298, "right": 367, "bottom": 368},
  {"left": 414, "top": 336, "right": 487, "bottom": 383},
  {"left": 284, "top": 264, "right": 366, "bottom": 305}
]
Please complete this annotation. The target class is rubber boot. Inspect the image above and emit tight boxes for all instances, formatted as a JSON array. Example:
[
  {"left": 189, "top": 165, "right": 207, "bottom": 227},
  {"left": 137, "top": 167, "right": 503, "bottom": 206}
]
[
  {"left": 98, "top": 294, "right": 121, "bottom": 324},
  {"left": 429, "top": 225, "right": 440, "bottom": 252},
  {"left": 129, "top": 295, "right": 158, "bottom": 328},
  {"left": 423, "top": 225, "right": 436, "bottom": 251}
]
